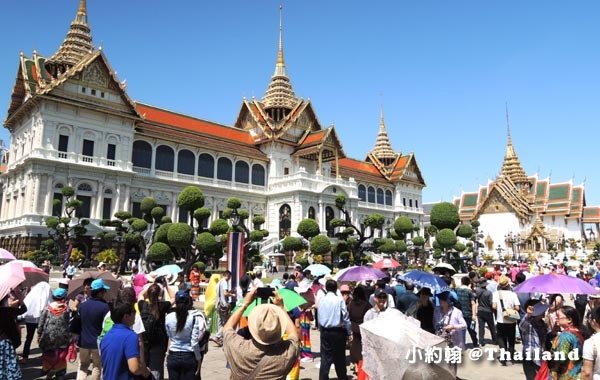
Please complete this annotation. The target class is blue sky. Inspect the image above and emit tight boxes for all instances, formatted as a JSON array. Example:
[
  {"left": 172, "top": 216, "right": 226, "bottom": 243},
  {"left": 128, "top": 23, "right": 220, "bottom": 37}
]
[{"left": 1, "top": 1, "right": 600, "bottom": 205}]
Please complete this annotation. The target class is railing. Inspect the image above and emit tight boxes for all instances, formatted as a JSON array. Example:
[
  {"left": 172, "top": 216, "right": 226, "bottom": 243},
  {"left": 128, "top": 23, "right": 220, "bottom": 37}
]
[
  {"left": 7, "top": 148, "right": 132, "bottom": 172},
  {"left": 357, "top": 201, "right": 423, "bottom": 213},
  {"left": 269, "top": 171, "right": 357, "bottom": 194}
]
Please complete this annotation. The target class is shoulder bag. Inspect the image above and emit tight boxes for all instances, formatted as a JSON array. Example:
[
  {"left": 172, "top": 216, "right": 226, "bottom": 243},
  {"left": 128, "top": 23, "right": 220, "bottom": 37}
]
[{"left": 499, "top": 292, "right": 520, "bottom": 322}]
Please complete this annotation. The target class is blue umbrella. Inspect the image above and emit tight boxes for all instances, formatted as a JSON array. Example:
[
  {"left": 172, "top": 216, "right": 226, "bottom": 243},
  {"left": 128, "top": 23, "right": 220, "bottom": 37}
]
[
  {"left": 154, "top": 264, "right": 183, "bottom": 277},
  {"left": 304, "top": 264, "right": 332, "bottom": 277},
  {"left": 399, "top": 270, "right": 450, "bottom": 293}
]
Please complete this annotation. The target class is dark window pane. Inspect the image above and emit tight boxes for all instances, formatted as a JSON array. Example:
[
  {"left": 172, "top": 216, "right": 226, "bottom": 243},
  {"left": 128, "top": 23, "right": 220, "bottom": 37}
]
[
  {"left": 132, "top": 202, "right": 142, "bottom": 218},
  {"left": 385, "top": 190, "right": 393, "bottom": 206},
  {"left": 198, "top": 153, "right": 214, "bottom": 178},
  {"left": 415, "top": 200, "right": 419, "bottom": 208},
  {"left": 102, "top": 198, "right": 112, "bottom": 220},
  {"left": 132, "top": 141, "right": 152, "bottom": 168},
  {"left": 82, "top": 139, "right": 94, "bottom": 156},
  {"left": 308, "top": 207, "right": 316, "bottom": 220},
  {"left": 358, "top": 185, "right": 366, "bottom": 201},
  {"left": 156, "top": 145, "right": 174, "bottom": 171},
  {"left": 53, "top": 193, "right": 63, "bottom": 216},
  {"left": 251, "top": 164, "right": 265, "bottom": 186},
  {"left": 235, "top": 161, "right": 249, "bottom": 183},
  {"left": 367, "top": 187, "right": 375, "bottom": 203},
  {"left": 107, "top": 144, "right": 116, "bottom": 160},
  {"left": 377, "top": 189, "right": 384, "bottom": 205},
  {"left": 58, "top": 135, "right": 69, "bottom": 152},
  {"left": 76, "top": 196, "right": 91, "bottom": 218},
  {"left": 403, "top": 198, "right": 406, "bottom": 206},
  {"left": 326, "top": 206, "right": 335, "bottom": 237},
  {"left": 178, "top": 207, "right": 188, "bottom": 223},
  {"left": 177, "top": 150, "right": 195, "bottom": 175},
  {"left": 409, "top": 199, "right": 413, "bottom": 207},
  {"left": 217, "top": 157, "right": 232, "bottom": 181}
]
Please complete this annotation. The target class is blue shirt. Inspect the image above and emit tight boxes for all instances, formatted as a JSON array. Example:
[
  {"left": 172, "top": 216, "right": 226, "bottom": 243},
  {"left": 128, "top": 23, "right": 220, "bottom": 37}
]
[
  {"left": 317, "top": 291, "right": 352, "bottom": 336},
  {"left": 79, "top": 297, "right": 109, "bottom": 349},
  {"left": 165, "top": 310, "right": 205, "bottom": 359},
  {"left": 100, "top": 324, "right": 140, "bottom": 380}
]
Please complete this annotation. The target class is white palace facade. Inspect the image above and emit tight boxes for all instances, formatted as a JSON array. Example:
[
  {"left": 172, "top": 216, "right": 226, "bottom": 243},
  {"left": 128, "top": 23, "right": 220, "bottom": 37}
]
[{"left": 0, "top": 2, "right": 426, "bottom": 257}]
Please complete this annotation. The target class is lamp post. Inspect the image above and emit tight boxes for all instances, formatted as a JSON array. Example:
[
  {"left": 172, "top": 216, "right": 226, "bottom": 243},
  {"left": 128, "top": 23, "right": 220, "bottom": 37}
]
[{"left": 496, "top": 245, "right": 504, "bottom": 260}]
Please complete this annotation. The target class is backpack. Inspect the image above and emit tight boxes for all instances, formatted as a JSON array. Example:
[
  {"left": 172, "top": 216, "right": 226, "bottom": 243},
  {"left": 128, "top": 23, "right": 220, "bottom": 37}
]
[
  {"left": 193, "top": 311, "right": 210, "bottom": 354},
  {"left": 139, "top": 300, "right": 166, "bottom": 345}
]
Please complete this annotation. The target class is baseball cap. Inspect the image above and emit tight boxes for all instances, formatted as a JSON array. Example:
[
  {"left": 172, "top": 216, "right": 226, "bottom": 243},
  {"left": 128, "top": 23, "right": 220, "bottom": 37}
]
[
  {"left": 53, "top": 288, "right": 67, "bottom": 299},
  {"left": 91, "top": 279, "right": 110, "bottom": 291},
  {"left": 97, "top": 262, "right": 106, "bottom": 269},
  {"left": 532, "top": 302, "right": 549, "bottom": 317},
  {"left": 374, "top": 288, "right": 388, "bottom": 298},
  {"left": 176, "top": 290, "right": 191, "bottom": 302}
]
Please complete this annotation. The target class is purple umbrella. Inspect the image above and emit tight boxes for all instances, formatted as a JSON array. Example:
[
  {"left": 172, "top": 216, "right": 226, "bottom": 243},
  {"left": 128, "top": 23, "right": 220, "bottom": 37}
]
[
  {"left": 514, "top": 274, "right": 599, "bottom": 295},
  {"left": 336, "top": 266, "right": 388, "bottom": 282}
]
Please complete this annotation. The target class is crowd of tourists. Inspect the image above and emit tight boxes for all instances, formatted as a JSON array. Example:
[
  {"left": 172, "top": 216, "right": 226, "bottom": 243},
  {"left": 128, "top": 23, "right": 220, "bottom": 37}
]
[{"left": 4, "top": 257, "right": 600, "bottom": 379}]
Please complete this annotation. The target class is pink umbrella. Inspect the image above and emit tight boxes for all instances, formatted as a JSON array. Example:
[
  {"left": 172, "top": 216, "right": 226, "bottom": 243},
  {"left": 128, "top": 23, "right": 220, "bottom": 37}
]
[
  {"left": 21, "top": 267, "right": 49, "bottom": 288},
  {"left": 0, "top": 261, "right": 25, "bottom": 300},
  {"left": 373, "top": 258, "right": 401, "bottom": 269},
  {"left": 0, "top": 248, "right": 16, "bottom": 261},
  {"left": 13, "top": 259, "right": 37, "bottom": 268}
]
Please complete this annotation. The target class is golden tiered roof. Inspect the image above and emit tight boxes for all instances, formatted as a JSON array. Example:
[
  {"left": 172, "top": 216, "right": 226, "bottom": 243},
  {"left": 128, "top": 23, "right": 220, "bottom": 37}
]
[
  {"left": 500, "top": 115, "right": 528, "bottom": 186},
  {"left": 262, "top": 6, "right": 297, "bottom": 110},
  {"left": 370, "top": 108, "right": 397, "bottom": 163},
  {"left": 48, "top": 0, "right": 94, "bottom": 67}
]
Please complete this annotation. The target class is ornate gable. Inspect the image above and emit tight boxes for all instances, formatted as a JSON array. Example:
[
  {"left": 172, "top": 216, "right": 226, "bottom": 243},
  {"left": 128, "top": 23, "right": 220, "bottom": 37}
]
[{"left": 473, "top": 176, "right": 532, "bottom": 222}]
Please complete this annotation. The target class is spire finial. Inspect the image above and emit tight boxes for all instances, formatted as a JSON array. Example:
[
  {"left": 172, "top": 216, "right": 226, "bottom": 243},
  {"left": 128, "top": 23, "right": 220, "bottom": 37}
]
[
  {"left": 49, "top": 0, "right": 94, "bottom": 66},
  {"left": 379, "top": 103, "right": 385, "bottom": 126},
  {"left": 262, "top": 5, "right": 297, "bottom": 110},
  {"left": 505, "top": 101, "right": 512, "bottom": 145}
]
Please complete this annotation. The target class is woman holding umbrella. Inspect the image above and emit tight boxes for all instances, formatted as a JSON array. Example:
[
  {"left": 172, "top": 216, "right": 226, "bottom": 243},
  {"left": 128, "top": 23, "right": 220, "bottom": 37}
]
[{"left": 347, "top": 286, "right": 370, "bottom": 374}]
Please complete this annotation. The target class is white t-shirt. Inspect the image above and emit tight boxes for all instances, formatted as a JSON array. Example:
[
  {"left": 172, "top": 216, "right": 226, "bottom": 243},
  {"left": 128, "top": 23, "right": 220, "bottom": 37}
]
[
  {"left": 492, "top": 290, "right": 520, "bottom": 324},
  {"left": 582, "top": 333, "right": 600, "bottom": 377}
]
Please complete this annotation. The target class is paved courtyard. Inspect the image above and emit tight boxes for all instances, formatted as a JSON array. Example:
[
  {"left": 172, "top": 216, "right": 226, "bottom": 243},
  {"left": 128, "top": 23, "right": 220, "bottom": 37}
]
[
  {"left": 18, "top": 322, "right": 525, "bottom": 380},
  {"left": 15, "top": 272, "right": 527, "bottom": 379}
]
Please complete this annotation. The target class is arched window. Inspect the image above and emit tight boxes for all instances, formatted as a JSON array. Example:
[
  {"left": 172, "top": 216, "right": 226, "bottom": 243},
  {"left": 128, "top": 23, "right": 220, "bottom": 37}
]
[
  {"left": 251, "top": 164, "right": 265, "bottom": 186},
  {"left": 177, "top": 149, "right": 195, "bottom": 175},
  {"left": 198, "top": 153, "right": 214, "bottom": 178},
  {"left": 367, "top": 186, "right": 375, "bottom": 203},
  {"left": 132, "top": 141, "right": 152, "bottom": 168},
  {"left": 78, "top": 183, "right": 92, "bottom": 192},
  {"left": 308, "top": 207, "right": 316, "bottom": 220},
  {"left": 279, "top": 204, "right": 291, "bottom": 239},
  {"left": 155, "top": 145, "right": 174, "bottom": 172},
  {"left": 235, "top": 161, "right": 249, "bottom": 183},
  {"left": 385, "top": 190, "right": 393, "bottom": 206},
  {"left": 358, "top": 185, "right": 366, "bottom": 201},
  {"left": 217, "top": 157, "right": 232, "bottom": 181},
  {"left": 376, "top": 188, "right": 384, "bottom": 205}
]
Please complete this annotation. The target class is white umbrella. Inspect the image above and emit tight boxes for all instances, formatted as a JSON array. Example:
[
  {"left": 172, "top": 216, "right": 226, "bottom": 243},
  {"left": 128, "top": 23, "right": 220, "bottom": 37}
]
[
  {"left": 23, "top": 282, "right": 51, "bottom": 321},
  {"left": 360, "top": 309, "right": 455, "bottom": 380}
]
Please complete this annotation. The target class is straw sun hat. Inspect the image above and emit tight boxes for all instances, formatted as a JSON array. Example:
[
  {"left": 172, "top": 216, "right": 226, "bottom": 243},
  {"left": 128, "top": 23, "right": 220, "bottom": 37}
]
[{"left": 247, "top": 303, "right": 289, "bottom": 346}]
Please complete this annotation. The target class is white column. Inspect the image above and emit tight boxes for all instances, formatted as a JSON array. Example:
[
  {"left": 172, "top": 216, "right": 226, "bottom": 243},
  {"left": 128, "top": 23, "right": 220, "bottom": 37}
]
[
  {"left": 44, "top": 174, "right": 54, "bottom": 215},
  {"left": 115, "top": 184, "right": 122, "bottom": 212},
  {"left": 318, "top": 200, "right": 324, "bottom": 231},
  {"left": 95, "top": 183, "right": 104, "bottom": 219},
  {"left": 173, "top": 150, "right": 179, "bottom": 179},
  {"left": 171, "top": 194, "right": 177, "bottom": 221},
  {"left": 124, "top": 186, "right": 131, "bottom": 211},
  {"left": 150, "top": 146, "right": 156, "bottom": 176},
  {"left": 23, "top": 175, "right": 33, "bottom": 214}
]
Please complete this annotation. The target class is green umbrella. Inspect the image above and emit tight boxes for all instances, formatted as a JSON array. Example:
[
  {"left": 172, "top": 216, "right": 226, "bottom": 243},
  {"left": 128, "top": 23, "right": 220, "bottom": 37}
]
[{"left": 238, "top": 288, "right": 308, "bottom": 317}]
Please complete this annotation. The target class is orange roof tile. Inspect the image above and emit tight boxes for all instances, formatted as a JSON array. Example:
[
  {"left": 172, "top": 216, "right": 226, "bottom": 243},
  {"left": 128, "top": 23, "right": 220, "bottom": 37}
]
[
  {"left": 136, "top": 103, "right": 255, "bottom": 145},
  {"left": 302, "top": 130, "right": 327, "bottom": 146},
  {"left": 339, "top": 158, "right": 382, "bottom": 176}
]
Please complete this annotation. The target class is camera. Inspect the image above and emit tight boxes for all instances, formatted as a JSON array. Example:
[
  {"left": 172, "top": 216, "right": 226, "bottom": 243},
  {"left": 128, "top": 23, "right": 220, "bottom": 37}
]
[{"left": 256, "top": 287, "right": 274, "bottom": 300}]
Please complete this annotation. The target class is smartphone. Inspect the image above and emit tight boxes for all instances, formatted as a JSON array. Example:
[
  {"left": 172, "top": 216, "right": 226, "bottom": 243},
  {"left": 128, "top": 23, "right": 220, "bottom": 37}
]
[{"left": 256, "top": 287, "right": 274, "bottom": 299}]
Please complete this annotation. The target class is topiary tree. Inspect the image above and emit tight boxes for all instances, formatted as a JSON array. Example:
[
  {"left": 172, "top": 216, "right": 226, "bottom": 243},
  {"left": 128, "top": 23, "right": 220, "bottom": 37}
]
[
  {"left": 394, "top": 216, "right": 414, "bottom": 239},
  {"left": 310, "top": 234, "right": 331, "bottom": 256},
  {"left": 281, "top": 236, "right": 303, "bottom": 252},
  {"left": 177, "top": 186, "right": 205, "bottom": 227},
  {"left": 436, "top": 228, "right": 458, "bottom": 262},
  {"left": 378, "top": 239, "right": 397, "bottom": 255},
  {"left": 297, "top": 219, "right": 320, "bottom": 240},
  {"left": 456, "top": 224, "right": 473, "bottom": 239},
  {"left": 329, "top": 195, "right": 389, "bottom": 264},
  {"left": 147, "top": 242, "right": 173, "bottom": 262},
  {"left": 454, "top": 242, "right": 466, "bottom": 253},
  {"left": 430, "top": 202, "right": 460, "bottom": 231},
  {"left": 411, "top": 236, "right": 425, "bottom": 262},
  {"left": 44, "top": 185, "right": 89, "bottom": 269}
]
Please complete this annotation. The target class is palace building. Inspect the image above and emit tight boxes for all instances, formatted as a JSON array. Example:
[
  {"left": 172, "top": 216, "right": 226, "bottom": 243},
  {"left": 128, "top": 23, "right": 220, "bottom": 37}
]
[
  {"left": 0, "top": 2, "right": 425, "bottom": 258},
  {"left": 454, "top": 126, "right": 600, "bottom": 256}
]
